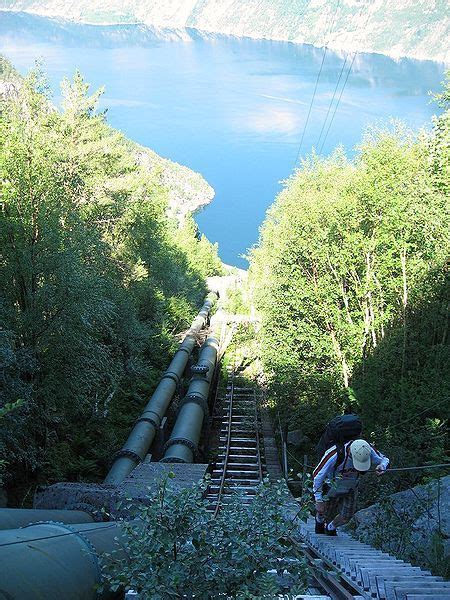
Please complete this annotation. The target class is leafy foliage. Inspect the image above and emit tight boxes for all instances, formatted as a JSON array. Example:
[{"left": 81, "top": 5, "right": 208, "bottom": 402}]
[
  {"left": 250, "top": 77, "right": 449, "bottom": 486},
  {"left": 0, "top": 63, "right": 221, "bottom": 500},
  {"left": 0, "top": 55, "right": 19, "bottom": 80},
  {"left": 101, "top": 474, "right": 309, "bottom": 598}
]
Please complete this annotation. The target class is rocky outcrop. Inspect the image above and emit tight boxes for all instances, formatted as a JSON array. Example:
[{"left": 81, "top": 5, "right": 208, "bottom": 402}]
[
  {"left": 1, "top": 0, "right": 449, "bottom": 62},
  {"left": 350, "top": 475, "right": 450, "bottom": 572},
  {"left": 136, "top": 146, "right": 214, "bottom": 223}
]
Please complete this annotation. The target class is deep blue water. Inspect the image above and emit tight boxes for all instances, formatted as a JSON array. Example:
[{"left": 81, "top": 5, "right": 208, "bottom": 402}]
[{"left": 0, "top": 12, "right": 446, "bottom": 267}]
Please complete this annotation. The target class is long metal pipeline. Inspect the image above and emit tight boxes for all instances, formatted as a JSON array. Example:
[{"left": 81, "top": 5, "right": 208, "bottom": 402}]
[
  {"left": 0, "top": 521, "right": 123, "bottom": 599},
  {"left": 161, "top": 333, "right": 219, "bottom": 463},
  {"left": 0, "top": 296, "right": 217, "bottom": 599},
  {"left": 105, "top": 292, "right": 217, "bottom": 485},
  {"left": 0, "top": 508, "right": 94, "bottom": 530}
]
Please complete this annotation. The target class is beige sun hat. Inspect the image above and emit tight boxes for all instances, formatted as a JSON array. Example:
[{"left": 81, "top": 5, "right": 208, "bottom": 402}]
[{"left": 350, "top": 439, "right": 371, "bottom": 471}]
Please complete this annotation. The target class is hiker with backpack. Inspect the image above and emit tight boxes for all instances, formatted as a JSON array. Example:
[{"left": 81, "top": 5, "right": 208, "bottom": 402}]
[{"left": 313, "top": 415, "right": 389, "bottom": 536}]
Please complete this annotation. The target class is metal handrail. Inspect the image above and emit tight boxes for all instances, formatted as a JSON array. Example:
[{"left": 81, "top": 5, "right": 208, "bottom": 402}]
[
  {"left": 213, "top": 351, "right": 236, "bottom": 518},
  {"left": 253, "top": 389, "right": 264, "bottom": 483}
]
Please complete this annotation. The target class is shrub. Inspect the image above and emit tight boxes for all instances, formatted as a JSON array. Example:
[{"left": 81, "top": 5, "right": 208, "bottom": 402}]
[{"left": 101, "top": 474, "right": 309, "bottom": 598}]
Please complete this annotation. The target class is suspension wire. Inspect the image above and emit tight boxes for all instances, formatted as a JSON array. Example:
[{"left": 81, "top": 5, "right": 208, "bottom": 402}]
[
  {"left": 315, "top": 0, "right": 367, "bottom": 151},
  {"left": 370, "top": 464, "right": 450, "bottom": 473},
  {"left": 2, "top": 461, "right": 446, "bottom": 549},
  {"left": 389, "top": 396, "right": 450, "bottom": 430},
  {"left": 318, "top": 49, "right": 358, "bottom": 153},
  {"left": 293, "top": 0, "right": 342, "bottom": 170},
  {"left": 315, "top": 52, "right": 349, "bottom": 151},
  {"left": 286, "top": 448, "right": 450, "bottom": 475},
  {"left": 318, "top": 6, "right": 373, "bottom": 153}
]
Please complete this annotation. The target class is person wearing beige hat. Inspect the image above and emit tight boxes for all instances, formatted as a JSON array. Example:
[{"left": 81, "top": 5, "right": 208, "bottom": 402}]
[{"left": 313, "top": 438, "right": 389, "bottom": 536}]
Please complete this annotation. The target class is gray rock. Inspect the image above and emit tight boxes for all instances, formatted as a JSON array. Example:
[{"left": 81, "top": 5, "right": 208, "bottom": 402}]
[
  {"left": 287, "top": 429, "right": 306, "bottom": 447},
  {"left": 350, "top": 476, "right": 450, "bottom": 564}
]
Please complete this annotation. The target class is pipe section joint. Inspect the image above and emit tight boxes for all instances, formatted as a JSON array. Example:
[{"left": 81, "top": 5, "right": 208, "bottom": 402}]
[
  {"left": 23, "top": 521, "right": 101, "bottom": 578},
  {"left": 163, "top": 437, "right": 198, "bottom": 455},
  {"left": 180, "top": 393, "right": 209, "bottom": 415},
  {"left": 111, "top": 448, "right": 142, "bottom": 464},
  {"left": 160, "top": 371, "right": 180, "bottom": 385},
  {"left": 135, "top": 409, "right": 161, "bottom": 429},
  {"left": 191, "top": 363, "right": 209, "bottom": 375}
]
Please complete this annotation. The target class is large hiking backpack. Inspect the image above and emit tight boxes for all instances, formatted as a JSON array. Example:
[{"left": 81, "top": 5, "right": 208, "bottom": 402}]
[{"left": 316, "top": 414, "right": 362, "bottom": 460}]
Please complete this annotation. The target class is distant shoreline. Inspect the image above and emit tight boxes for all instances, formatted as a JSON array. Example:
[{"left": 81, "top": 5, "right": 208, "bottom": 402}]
[{"left": 1, "top": 8, "right": 448, "bottom": 65}]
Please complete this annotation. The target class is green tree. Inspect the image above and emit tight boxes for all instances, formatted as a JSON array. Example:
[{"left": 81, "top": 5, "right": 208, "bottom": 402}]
[
  {"left": 250, "top": 81, "right": 449, "bottom": 474},
  {"left": 0, "top": 62, "right": 222, "bottom": 500}
]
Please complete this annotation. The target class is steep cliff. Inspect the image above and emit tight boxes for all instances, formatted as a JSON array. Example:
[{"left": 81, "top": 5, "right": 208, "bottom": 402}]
[
  {"left": 136, "top": 147, "right": 214, "bottom": 223},
  {"left": 1, "top": 0, "right": 449, "bottom": 62}
]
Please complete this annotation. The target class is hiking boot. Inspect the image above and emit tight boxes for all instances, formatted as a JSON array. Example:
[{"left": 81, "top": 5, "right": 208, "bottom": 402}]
[
  {"left": 314, "top": 519, "right": 325, "bottom": 534},
  {"left": 325, "top": 525, "right": 337, "bottom": 536}
]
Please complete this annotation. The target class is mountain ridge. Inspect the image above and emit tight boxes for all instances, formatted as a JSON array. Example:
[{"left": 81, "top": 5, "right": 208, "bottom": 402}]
[{"left": 1, "top": 0, "right": 449, "bottom": 62}]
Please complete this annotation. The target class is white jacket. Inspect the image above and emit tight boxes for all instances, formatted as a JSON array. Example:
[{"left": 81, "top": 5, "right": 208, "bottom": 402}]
[{"left": 313, "top": 441, "right": 389, "bottom": 501}]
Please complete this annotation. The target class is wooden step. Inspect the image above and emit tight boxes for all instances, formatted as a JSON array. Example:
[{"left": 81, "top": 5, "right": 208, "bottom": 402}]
[
  {"left": 214, "top": 462, "right": 259, "bottom": 469},
  {"left": 212, "top": 469, "right": 261, "bottom": 477},
  {"left": 208, "top": 485, "right": 258, "bottom": 494}
]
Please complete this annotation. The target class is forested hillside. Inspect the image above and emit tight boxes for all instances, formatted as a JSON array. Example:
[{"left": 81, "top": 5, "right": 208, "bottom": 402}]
[
  {"left": 250, "top": 76, "right": 449, "bottom": 488},
  {"left": 0, "top": 58, "right": 222, "bottom": 503},
  {"left": 1, "top": 0, "right": 449, "bottom": 62}
]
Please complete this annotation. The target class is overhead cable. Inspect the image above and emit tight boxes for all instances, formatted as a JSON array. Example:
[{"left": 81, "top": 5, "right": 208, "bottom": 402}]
[
  {"left": 318, "top": 5, "right": 374, "bottom": 153},
  {"left": 293, "top": 0, "right": 342, "bottom": 170},
  {"left": 315, "top": 0, "right": 367, "bottom": 152}
]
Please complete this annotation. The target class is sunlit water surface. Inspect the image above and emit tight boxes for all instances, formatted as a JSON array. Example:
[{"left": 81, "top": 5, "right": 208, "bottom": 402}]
[{"left": 1, "top": 12, "right": 445, "bottom": 266}]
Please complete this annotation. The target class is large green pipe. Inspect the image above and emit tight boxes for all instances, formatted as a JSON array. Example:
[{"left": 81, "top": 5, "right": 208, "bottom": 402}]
[
  {"left": 162, "top": 335, "right": 219, "bottom": 463},
  {"left": 105, "top": 293, "right": 217, "bottom": 485},
  {"left": 0, "top": 508, "right": 94, "bottom": 530},
  {"left": 0, "top": 521, "right": 123, "bottom": 599}
]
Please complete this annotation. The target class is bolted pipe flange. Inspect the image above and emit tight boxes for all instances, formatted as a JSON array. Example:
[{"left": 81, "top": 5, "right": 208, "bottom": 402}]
[
  {"left": 111, "top": 448, "right": 142, "bottom": 464},
  {"left": 163, "top": 436, "right": 198, "bottom": 455},
  {"left": 179, "top": 393, "right": 209, "bottom": 416},
  {"left": 191, "top": 363, "right": 209, "bottom": 375},
  {"left": 22, "top": 521, "right": 102, "bottom": 583},
  {"left": 160, "top": 371, "right": 180, "bottom": 385},
  {"left": 177, "top": 345, "right": 192, "bottom": 355},
  {"left": 135, "top": 408, "right": 161, "bottom": 429},
  {"left": 135, "top": 416, "right": 159, "bottom": 429}
]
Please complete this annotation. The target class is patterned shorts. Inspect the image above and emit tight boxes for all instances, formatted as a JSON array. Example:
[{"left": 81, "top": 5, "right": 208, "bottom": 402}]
[{"left": 324, "top": 489, "right": 356, "bottom": 521}]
